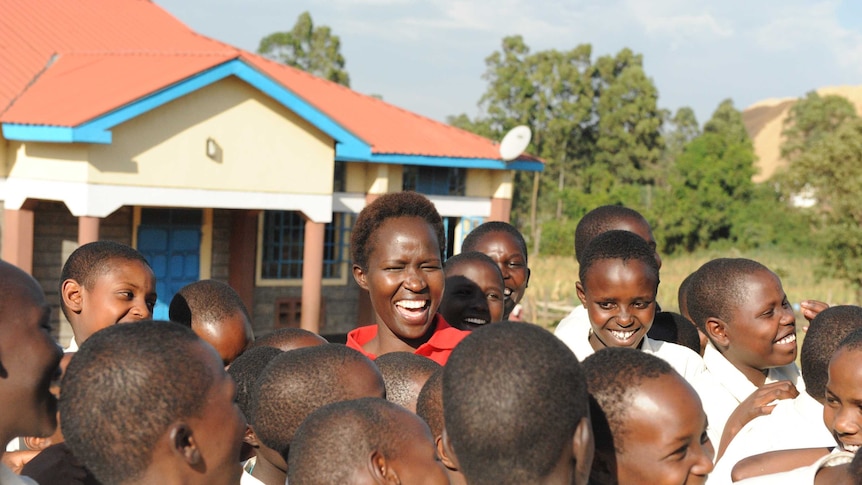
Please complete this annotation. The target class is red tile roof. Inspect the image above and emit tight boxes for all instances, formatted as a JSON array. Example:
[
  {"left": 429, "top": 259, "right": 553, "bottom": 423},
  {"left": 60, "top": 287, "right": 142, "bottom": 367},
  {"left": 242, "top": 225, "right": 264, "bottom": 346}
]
[{"left": 0, "top": 0, "right": 532, "bottom": 162}]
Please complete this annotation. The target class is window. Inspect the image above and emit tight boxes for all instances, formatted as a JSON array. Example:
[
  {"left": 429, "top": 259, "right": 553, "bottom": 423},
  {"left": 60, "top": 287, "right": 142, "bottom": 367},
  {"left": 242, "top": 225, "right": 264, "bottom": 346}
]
[
  {"left": 333, "top": 161, "right": 347, "bottom": 193},
  {"left": 402, "top": 166, "right": 465, "bottom": 196},
  {"left": 260, "top": 211, "right": 353, "bottom": 282}
]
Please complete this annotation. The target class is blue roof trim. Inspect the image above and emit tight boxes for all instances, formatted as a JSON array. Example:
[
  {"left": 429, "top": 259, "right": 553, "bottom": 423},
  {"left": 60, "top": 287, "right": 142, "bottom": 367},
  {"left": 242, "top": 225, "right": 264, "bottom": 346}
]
[
  {"left": 1, "top": 59, "right": 372, "bottom": 157},
  {"left": 353, "top": 153, "right": 544, "bottom": 172}
]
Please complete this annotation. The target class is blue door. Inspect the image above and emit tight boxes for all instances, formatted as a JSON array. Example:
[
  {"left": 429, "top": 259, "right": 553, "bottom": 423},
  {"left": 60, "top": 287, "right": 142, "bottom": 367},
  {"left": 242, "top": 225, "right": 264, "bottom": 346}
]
[{"left": 137, "top": 209, "right": 202, "bottom": 320}]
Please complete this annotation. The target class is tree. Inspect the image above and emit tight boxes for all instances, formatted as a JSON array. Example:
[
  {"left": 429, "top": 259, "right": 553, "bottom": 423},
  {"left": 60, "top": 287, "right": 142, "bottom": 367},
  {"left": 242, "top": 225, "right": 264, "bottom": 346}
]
[
  {"left": 449, "top": 37, "right": 665, "bottom": 254},
  {"left": 655, "top": 99, "right": 758, "bottom": 253},
  {"left": 780, "top": 91, "right": 857, "bottom": 164},
  {"left": 781, "top": 118, "right": 862, "bottom": 302},
  {"left": 258, "top": 12, "right": 350, "bottom": 86}
]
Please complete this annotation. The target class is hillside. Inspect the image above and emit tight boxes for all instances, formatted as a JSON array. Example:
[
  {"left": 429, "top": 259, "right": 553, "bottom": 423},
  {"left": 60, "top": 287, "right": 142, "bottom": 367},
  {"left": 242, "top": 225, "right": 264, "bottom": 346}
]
[{"left": 742, "top": 85, "right": 862, "bottom": 182}]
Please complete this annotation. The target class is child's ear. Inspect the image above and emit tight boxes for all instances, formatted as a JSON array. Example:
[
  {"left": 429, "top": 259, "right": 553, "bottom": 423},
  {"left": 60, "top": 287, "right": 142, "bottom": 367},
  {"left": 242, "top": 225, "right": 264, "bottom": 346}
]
[
  {"left": 705, "top": 317, "right": 730, "bottom": 349},
  {"left": 367, "top": 450, "right": 398, "bottom": 484},
  {"left": 61, "top": 279, "right": 84, "bottom": 314},
  {"left": 576, "top": 282, "right": 587, "bottom": 306},
  {"left": 243, "top": 425, "right": 260, "bottom": 448},
  {"left": 23, "top": 435, "right": 55, "bottom": 452},
  {"left": 353, "top": 264, "right": 369, "bottom": 291},
  {"left": 169, "top": 423, "right": 201, "bottom": 467},
  {"left": 440, "top": 428, "right": 461, "bottom": 471},
  {"left": 525, "top": 267, "right": 531, "bottom": 289},
  {"left": 435, "top": 434, "right": 459, "bottom": 471},
  {"left": 572, "top": 417, "right": 594, "bottom": 485}
]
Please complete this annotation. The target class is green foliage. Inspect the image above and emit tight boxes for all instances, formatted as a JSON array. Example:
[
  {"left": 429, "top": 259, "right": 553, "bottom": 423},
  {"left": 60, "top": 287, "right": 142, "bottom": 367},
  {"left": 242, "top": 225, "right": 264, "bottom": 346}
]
[
  {"left": 781, "top": 117, "right": 862, "bottom": 300},
  {"left": 655, "top": 100, "right": 758, "bottom": 253},
  {"left": 449, "top": 36, "right": 664, "bottom": 254},
  {"left": 258, "top": 11, "right": 350, "bottom": 86},
  {"left": 780, "top": 91, "right": 858, "bottom": 164}
]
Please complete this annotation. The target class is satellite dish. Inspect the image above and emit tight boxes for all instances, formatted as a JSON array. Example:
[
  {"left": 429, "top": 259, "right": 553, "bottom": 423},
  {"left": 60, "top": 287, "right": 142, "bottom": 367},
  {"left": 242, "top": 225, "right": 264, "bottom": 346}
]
[{"left": 499, "top": 125, "right": 532, "bottom": 161}]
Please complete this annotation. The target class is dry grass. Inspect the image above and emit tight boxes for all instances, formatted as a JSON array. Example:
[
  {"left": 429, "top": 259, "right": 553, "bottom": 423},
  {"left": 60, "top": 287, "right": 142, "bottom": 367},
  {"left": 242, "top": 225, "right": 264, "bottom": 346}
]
[{"left": 522, "top": 249, "right": 857, "bottom": 328}]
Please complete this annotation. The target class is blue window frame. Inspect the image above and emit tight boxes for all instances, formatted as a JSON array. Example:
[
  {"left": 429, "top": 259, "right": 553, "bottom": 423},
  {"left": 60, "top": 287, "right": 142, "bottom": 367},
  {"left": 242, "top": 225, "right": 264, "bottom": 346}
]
[{"left": 261, "top": 211, "right": 352, "bottom": 280}]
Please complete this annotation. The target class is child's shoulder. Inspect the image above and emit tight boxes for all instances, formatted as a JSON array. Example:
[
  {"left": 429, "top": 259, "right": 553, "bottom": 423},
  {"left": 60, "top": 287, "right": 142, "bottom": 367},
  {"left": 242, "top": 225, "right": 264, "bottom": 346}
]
[{"left": 643, "top": 337, "right": 706, "bottom": 381}]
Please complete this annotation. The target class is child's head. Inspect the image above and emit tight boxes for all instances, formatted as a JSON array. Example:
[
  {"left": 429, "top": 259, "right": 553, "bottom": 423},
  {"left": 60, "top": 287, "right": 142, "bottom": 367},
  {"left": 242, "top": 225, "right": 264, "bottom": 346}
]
[
  {"left": 60, "top": 241, "right": 156, "bottom": 344},
  {"left": 375, "top": 351, "right": 441, "bottom": 412},
  {"left": 824, "top": 328, "right": 862, "bottom": 454},
  {"left": 417, "top": 368, "right": 467, "bottom": 485},
  {"left": 288, "top": 397, "right": 448, "bottom": 485},
  {"left": 575, "top": 205, "right": 661, "bottom": 269},
  {"left": 443, "top": 321, "right": 593, "bottom": 485},
  {"left": 576, "top": 230, "right": 659, "bottom": 351},
  {"left": 350, "top": 191, "right": 446, "bottom": 343},
  {"left": 440, "top": 251, "right": 505, "bottom": 330},
  {"left": 59, "top": 321, "right": 246, "bottom": 485},
  {"left": 169, "top": 279, "right": 254, "bottom": 366},
  {"left": 648, "top": 311, "right": 702, "bottom": 355},
  {"left": 583, "top": 348, "right": 714, "bottom": 484},
  {"left": 0, "top": 261, "right": 63, "bottom": 444},
  {"left": 688, "top": 258, "right": 797, "bottom": 381},
  {"left": 250, "top": 327, "right": 328, "bottom": 352},
  {"left": 251, "top": 344, "right": 385, "bottom": 473},
  {"left": 801, "top": 305, "right": 862, "bottom": 403},
  {"left": 226, "top": 346, "right": 282, "bottom": 425},
  {"left": 678, "top": 272, "right": 708, "bottom": 355},
  {"left": 461, "top": 221, "right": 530, "bottom": 319}
]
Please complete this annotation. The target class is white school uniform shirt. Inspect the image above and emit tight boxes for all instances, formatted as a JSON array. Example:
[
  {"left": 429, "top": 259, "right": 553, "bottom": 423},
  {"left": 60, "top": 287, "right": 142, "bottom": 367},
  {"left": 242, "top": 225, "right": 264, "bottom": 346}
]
[
  {"left": 241, "top": 457, "right": 267, "bottom": 485},
  {"left": 706, "top": 390, "right": 837, "bottom": 485},
  {"left": 732, "top": 449, "right": 853, "bottom": 485},
  {"left": 692, "top": 343, "right": 803, "bottom": 451},
  {"left": 554, "top": 305, "right": 706, "bottom": 381}
]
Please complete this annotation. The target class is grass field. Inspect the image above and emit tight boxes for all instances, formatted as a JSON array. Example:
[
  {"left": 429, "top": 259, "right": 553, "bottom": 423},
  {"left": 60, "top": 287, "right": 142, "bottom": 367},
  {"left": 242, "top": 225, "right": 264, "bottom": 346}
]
[{"left": 523, "top": 249, "right": 857, "bottom": 329}]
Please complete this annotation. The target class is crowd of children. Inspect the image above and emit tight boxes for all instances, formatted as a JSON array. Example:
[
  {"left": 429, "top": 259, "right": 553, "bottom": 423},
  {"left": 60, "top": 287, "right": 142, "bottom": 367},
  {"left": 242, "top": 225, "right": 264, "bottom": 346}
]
[{"left": 1, "top": 192, "right": 862, "bottom": 484}]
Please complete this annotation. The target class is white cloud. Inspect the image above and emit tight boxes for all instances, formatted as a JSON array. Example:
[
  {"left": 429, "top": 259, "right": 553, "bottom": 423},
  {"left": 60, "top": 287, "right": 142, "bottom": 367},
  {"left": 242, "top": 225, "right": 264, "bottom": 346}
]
[
  {"left": 624, "top": 0, "right": 733, "bottom": 49},
  {"left": 754, "top": 1, "right": 862, "bottom": 75}
]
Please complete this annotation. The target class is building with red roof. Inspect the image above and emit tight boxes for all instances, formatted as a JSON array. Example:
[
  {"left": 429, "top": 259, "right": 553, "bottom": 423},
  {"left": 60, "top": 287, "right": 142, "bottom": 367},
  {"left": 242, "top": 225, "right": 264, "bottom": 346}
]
[{"left": 0, "top": 0, "right": 541, "bottom": 339}]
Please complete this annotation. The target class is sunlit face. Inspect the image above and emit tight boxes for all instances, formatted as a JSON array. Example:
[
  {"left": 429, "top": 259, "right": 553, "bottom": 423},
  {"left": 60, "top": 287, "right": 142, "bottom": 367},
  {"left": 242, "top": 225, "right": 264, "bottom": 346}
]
[
  {"left": 439, "top": 260, "right": 505, "bottom": 331},
  {"left": 616, "top": 373, "right": 714, "bottom": 485},
  {"left": 577, "top": 258, "right": 658, "bottom": 351},
  {"left": 0, "top": 271, "right": 63, "bottom": 440},
  {"left": 612, "top": 216, "right": 662, "bottom": 270},
  {"left": 354, "top": 217, "right": 445, "bottom": 342},
  {"left": 76, "top": 259, "right": 157, "bottom": 343},
  {"left": 186, "top": 341, "right": 247, "bottom": 485},
  {"left": 466, "top": 231, "right": 530, "bottom": 319},
  {"left": 722, "top": 270, "right": 797, "bottom": 378},
  {"left": 824, "top": 348, "right": 862, "bottom": 454}
]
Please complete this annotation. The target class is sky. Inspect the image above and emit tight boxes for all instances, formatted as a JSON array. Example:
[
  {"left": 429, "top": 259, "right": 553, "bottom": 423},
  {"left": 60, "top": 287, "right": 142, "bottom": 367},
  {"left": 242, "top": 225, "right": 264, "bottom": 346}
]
[{"left": 154, "top": 0, "right": 862, "bottom": 128}]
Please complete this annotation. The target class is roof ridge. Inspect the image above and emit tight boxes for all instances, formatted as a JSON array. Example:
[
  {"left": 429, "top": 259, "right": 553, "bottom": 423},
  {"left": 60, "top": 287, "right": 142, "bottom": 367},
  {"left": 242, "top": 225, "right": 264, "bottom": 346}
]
[
  {"left": 0, "top": 52, "right": 59, "bottom": 117},
  {"left": 61, "top": 50, "right": 236, "bottom": 56}
]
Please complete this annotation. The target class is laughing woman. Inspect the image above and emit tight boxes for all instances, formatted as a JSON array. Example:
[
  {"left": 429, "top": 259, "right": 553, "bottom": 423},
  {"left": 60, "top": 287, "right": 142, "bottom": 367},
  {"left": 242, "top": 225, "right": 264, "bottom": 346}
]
[{"left": 346, "top": 191, "right": 467, "bottom": 365}]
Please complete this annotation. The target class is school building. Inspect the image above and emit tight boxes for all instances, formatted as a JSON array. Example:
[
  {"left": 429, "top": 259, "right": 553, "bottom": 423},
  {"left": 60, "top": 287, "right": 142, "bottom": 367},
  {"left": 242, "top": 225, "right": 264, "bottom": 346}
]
[{"left": 0, "top": 0, "right": 541, "bottom": 342}]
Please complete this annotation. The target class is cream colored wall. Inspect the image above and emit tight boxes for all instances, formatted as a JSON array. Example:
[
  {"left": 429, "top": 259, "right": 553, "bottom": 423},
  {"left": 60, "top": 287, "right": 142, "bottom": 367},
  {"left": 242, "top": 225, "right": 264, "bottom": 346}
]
[
  {"left": 364, "top": 163, "right": 403, "bottom": 194},
  {"left": 465, "top": 168, "right": 513, "bottom": 199},
  {"left": 344, "top": 162, "right": 367, "bottom": 192},
  {"left": 87, "top": 77, "right": 335, "bottom": 194},
  {"left": 5, "top": 141, "right": 90, "bottom": 181},
  {"left": 0, "top": 136, "right": 7, "bottom": 177}
]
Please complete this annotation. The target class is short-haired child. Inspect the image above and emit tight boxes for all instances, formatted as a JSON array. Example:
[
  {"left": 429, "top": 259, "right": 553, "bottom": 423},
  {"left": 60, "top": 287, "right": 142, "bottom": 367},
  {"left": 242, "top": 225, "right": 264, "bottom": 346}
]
[
  {"left": 461, "top": 221, "right": 531, "bottom": 320},
  {"left": 288, "top": 397, "right": 448, "bottom": 484},
  {"left": 348, "top": 191, "right": 467, "bottom": 365},
  {"left": 583, "top": 347, "right": 714, "bottom": 484},
  {"left": 730, "top": 327, "right": 862, "bottom": 483},
  {"left": 439, "top": 251, "right": 505, "bottom": 331},
  {"left": 417, "top": 368, "right": 466, "bottom": 485},
  {"left": 556, "top": 205, "right": 664, "bottom": 346},
  {"left": 443, "top": 321, "right": 594, "bottom": 485},
  {"left": 561, "top": 230, "right": 705, "bottom": 381},
  {"left": 375, "top": 351, "right": 441, "bottom": 412},
  {"left": 250, "top": 327, "right": 327, "bottom": 352},
  {"left": 59, "top": 321, "right": 246, "bottom": 485},
  {"left": 687, "top": 258, "right": 809, "bottom": 457},
  {"left": 249, "top": 344, "right": 385, "bottom": 484},
  {"left": 59, "top": 241, "right": 156, "bottom": 349},
  {"left": 0, "top": 262, "right": 63, "bottom": 484},
  {"left": 169, "top": 279, "right": 254, "bottom": 366}
]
